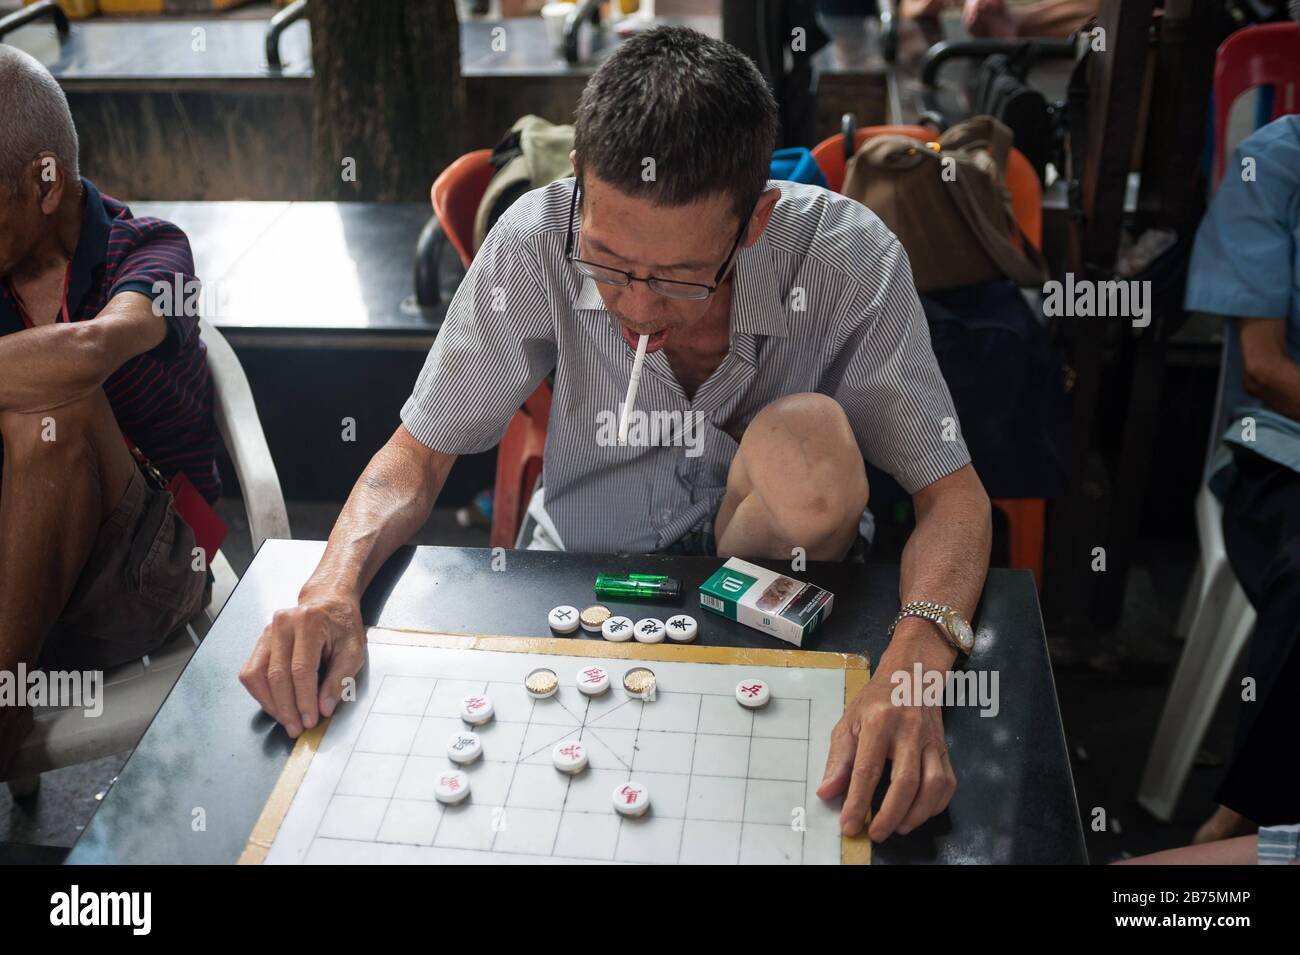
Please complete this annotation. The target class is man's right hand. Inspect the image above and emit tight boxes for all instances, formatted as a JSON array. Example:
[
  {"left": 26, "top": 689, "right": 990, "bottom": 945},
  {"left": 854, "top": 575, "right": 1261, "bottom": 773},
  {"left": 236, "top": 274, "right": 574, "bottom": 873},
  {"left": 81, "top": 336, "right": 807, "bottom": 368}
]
[
  {"left": 239, "top": 591, "right": 366, "bottom": 738},
  {"left": 237, "top": 425, "right": 455, "bottom": 738}
]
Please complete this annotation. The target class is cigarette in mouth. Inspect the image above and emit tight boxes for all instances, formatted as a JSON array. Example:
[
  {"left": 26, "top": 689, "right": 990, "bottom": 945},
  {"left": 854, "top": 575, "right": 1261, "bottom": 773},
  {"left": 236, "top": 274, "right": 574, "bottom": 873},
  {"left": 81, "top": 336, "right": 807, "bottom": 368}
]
[{"left": 618, "top": 333, "right": 649, "bottom": 445}]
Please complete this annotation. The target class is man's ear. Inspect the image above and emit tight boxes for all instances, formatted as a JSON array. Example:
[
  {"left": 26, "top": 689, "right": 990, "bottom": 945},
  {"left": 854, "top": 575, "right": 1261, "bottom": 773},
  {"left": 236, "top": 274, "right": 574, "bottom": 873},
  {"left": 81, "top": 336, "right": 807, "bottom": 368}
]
[
  {"left": 569, "top": 149, "right": 578, "bottom": 174},
  {"left": 32, "top": 154, "right": 66, "bottom": 215},
  {"left": 743, "top": 187, "right": 782, "bottom": 248}
]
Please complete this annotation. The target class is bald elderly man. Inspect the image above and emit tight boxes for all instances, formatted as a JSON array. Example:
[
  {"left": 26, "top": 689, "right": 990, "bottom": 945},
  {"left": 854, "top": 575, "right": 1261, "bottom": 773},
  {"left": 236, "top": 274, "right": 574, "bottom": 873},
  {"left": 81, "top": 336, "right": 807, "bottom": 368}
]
[{"left": 0, "top": 46, "right": 219, "bottom": 775}]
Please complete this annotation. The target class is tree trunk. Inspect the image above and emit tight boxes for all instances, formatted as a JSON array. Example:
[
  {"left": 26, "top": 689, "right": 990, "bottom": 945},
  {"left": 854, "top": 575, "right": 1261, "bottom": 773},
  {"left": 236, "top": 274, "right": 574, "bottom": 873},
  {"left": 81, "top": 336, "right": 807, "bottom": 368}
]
[{"left": 308, "top": 0, "right": 465, "bottom": 201}]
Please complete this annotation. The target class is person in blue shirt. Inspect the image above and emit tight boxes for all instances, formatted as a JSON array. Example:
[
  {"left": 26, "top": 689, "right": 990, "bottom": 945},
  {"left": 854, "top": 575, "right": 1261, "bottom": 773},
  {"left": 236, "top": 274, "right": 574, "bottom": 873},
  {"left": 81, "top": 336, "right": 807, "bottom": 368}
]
[{"left": 1184, "top": 113, "right": 1300, "bottom": 844}]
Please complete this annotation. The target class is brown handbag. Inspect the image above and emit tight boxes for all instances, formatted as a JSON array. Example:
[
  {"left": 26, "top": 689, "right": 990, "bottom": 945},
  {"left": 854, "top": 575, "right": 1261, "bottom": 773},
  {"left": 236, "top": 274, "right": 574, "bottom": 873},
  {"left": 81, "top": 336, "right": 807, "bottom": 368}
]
[{"left": 841, "top": 117, "right": 1049, "bottom": 292}]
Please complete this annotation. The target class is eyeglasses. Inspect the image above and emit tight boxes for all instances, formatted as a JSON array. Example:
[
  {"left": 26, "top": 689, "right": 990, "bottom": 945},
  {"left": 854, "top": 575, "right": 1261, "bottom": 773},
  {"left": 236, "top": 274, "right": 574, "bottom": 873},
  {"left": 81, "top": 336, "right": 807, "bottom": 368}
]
[{"left": 563, "top": 179, "right": 750, "bottom": 301}]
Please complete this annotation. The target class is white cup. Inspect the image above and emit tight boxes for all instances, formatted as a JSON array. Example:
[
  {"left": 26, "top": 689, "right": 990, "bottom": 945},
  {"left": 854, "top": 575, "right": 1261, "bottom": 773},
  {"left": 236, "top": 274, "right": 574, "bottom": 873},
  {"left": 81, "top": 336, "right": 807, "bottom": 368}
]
[{"left": 541, "top": 2, "right": 577, "bottom": 53}]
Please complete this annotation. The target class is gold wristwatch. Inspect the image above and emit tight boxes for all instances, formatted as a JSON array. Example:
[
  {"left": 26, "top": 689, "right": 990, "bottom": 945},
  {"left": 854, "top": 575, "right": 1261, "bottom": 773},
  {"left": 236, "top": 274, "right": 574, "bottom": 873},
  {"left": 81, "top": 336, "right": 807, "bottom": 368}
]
[{"left": 888, "top": 600, "right": 975, "bottom": 656}]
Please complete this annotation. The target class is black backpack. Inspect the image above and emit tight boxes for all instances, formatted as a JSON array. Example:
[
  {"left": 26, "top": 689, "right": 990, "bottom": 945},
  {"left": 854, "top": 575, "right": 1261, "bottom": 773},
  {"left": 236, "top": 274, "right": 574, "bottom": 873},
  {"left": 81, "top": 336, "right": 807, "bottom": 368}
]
[{"left": 972, "top": 46, "right": 1058, "bottom": 182}]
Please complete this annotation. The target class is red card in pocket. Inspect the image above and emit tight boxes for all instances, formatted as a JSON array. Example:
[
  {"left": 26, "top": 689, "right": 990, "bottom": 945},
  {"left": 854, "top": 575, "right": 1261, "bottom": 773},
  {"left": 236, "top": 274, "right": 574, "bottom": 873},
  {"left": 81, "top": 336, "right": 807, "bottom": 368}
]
[{"left": 167, "top": 470, "right": 228, "bottom": 569}]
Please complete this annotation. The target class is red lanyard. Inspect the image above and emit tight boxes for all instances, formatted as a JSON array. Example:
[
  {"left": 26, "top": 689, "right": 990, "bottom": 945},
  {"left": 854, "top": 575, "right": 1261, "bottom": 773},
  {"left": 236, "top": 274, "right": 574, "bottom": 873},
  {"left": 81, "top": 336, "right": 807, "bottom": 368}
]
[{"left": 9, "top": 263, "right": 72, "bottom": 329}]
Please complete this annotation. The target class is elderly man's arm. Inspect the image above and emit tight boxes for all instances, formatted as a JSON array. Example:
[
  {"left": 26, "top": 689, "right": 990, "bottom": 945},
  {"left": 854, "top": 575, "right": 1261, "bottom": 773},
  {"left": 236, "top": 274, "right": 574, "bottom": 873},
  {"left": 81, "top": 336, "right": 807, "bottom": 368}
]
[
  {"left": 240, "top": 427, "right": 458, "bottom": 739},
  {"left": 239, "top": 198, "right": 554, "bottom": 738},
  {"left": 0, "top": 291, "right": 166, "bottom": 414},
  {"left": 964, "top": 0, "right": 1098, "bottom": 38},
  {"left": 898, "top": 463, "right": 991, "bottom": 646},
  {"left": 1238, "top": 318, "right": 1300, "bottom": 421},
  {"left": 819, "top": 463, "right": 991, "bottom": 840}
]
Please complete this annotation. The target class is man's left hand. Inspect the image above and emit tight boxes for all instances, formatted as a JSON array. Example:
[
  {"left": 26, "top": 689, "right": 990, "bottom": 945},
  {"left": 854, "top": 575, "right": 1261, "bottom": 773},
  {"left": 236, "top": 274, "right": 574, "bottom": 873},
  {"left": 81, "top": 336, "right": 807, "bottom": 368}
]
[{"left": 817, "top": 624, "right": 957, "bottom": 841}]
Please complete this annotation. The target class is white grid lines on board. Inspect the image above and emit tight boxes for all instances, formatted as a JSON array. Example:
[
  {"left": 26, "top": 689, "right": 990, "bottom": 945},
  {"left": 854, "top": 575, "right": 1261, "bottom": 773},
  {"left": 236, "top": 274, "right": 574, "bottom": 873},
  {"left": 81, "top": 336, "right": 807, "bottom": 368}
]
[
  {"left": 333, "top": 689, "right": 817, "bottom": 860},
  {"left": 272, "top": 646, "right": 843, "bottom": 865}
]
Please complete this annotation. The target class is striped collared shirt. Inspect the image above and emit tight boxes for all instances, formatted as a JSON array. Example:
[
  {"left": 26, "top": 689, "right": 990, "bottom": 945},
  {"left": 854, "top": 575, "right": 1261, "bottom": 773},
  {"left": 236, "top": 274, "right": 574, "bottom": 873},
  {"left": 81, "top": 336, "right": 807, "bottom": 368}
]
[{"left": 402, "top": 178, "right": 969, "bottom": 553}]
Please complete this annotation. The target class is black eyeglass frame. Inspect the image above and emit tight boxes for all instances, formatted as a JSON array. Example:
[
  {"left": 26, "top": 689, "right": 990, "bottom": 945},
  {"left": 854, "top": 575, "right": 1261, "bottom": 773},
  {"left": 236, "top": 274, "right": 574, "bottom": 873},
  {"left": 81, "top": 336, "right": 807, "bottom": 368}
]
[{"left": 562, "top": 178, "right": 752, "bottom": 301}]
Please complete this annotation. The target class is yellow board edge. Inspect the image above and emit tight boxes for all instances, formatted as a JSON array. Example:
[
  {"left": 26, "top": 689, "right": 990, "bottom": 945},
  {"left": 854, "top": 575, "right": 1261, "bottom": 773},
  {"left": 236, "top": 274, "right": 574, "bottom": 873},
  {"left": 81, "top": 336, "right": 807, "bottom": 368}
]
[{"left": 238, "top": 716, "right": 329, "bottom": 865}]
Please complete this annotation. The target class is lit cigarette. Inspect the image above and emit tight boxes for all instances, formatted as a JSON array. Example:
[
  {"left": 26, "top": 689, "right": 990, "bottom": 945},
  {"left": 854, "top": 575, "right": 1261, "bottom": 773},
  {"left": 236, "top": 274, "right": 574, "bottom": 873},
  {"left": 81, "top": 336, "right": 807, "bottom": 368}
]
[{"left": 618, "top": 333, "right": 649, "bottom": 445}]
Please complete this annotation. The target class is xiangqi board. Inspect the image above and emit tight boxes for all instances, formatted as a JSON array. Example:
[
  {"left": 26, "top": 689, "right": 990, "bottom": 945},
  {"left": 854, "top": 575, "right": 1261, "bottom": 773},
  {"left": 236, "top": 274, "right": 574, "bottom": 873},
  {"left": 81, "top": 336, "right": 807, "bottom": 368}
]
[{"left": 241, "top": 630, "right": 870, "bottom": 865}]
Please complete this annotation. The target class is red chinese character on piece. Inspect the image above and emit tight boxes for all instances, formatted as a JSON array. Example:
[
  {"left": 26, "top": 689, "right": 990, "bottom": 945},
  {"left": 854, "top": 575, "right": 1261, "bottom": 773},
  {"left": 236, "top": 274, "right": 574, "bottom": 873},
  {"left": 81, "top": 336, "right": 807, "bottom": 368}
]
[
  {"left": 466, "top": 697, "right": 485, "bottom": 711},
  {"left": 582, "top": 668, "right": 603, "bottom": 683},
  {"left": 560, "top": 743, "right": 581, "bottom": 758},
  {"left": 741, "top": 683, "right": 762, "bottom": 698},
  {"left": 619, "top": 785, "right": 641, "bottom": 805},
  {"left": 441, "top": 775, "right": 460, "bottom": 791}
]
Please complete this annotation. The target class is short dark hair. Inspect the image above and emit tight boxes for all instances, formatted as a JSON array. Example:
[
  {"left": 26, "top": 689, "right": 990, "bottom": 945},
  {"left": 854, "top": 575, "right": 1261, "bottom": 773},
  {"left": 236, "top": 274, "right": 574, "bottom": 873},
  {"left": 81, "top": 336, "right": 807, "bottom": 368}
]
[{"left": 573, "top": 26, "right": 777, "bottom": 224}]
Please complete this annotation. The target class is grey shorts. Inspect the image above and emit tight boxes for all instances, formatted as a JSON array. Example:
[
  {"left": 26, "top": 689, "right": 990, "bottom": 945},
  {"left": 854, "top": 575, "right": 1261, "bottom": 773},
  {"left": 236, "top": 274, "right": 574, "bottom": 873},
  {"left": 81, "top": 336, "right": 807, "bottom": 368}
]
[
  {"left": 523, "top": 483, "right": 870, "bottom": 562},
  {"left": 658, "top": 516, "right": 870, "bottom": 563},
  {"left": 38, "top": 461, "right": 210, "bottom": 672},
  {"left": 656, "top": 519, "right": 718, "bottom": 557}
]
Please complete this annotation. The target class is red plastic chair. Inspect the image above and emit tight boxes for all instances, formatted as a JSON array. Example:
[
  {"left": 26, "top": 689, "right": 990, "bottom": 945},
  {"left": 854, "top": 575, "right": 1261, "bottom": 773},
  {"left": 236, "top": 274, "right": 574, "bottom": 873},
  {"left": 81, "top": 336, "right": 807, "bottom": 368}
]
[
  {"left": 430, "top": 150, "right": 554, "bottom": 548},
  {"left": 1212, "top": 22, "right": 1300, "bottom": 188},
  {"left": 492, "top": 386, "right": 552, "bottom": 549},
  {"left": 812, "top": 124, "right": 1047, "bottom": 586},
  {"left": 430, "top": 149, "right": 496, "bottom": 270}
]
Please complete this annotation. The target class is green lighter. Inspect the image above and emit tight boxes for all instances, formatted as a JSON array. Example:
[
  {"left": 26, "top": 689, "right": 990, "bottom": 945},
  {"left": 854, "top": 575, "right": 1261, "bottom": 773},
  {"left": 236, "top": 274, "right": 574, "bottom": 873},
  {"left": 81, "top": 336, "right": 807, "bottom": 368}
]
[{"left": 594, "top": 573, "right": 682, "bottom": 601}]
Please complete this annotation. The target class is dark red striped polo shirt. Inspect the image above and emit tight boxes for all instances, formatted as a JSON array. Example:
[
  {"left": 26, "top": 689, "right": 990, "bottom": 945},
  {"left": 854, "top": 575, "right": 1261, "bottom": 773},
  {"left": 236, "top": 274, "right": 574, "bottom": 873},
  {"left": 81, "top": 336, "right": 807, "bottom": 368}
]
[{"left": 0, "top": 178, "right": 220, "bottom": 503}]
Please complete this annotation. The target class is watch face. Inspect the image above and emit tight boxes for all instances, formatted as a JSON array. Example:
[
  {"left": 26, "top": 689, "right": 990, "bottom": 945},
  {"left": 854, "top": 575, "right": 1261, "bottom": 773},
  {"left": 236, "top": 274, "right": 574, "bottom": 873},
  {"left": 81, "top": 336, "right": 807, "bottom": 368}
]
[{"left": 952, "top": 617, "right": 974, "bottom": 651}]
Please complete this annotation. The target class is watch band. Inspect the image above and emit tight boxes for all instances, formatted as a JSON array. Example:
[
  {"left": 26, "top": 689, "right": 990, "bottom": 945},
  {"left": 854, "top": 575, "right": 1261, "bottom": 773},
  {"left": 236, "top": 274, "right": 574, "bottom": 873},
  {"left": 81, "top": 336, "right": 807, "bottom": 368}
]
[{"left": 888, "top": 600, "right": 973, "bottom": 655}]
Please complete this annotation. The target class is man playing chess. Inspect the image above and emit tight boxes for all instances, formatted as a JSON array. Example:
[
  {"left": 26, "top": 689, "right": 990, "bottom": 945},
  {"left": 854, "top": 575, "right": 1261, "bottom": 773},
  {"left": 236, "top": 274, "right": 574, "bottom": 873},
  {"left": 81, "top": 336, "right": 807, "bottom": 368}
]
[{"left": 241, "top": 26, "right": 992, "bottom": 843}]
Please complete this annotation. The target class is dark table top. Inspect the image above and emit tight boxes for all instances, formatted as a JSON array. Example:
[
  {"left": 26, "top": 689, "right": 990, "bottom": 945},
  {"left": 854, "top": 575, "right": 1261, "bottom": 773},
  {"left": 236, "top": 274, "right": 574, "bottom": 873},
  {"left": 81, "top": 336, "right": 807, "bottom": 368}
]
[
  {"left": 10, "top": 11, "right": 905, "bottom": 84},
  {"left": 460, "top": 12, "right": 900, "bottom": 79},
  {"left": 6, "top": 19, "right": 313, "bottom": 81},
  {"left": 459, "top": 14, "right": 718, "bottom": 77},
  {"left": 130, "top": 201, "right": 439, "bottom": 341},
  {"left": 67, "top": 540, "right": 1085, "bottom": 865}
]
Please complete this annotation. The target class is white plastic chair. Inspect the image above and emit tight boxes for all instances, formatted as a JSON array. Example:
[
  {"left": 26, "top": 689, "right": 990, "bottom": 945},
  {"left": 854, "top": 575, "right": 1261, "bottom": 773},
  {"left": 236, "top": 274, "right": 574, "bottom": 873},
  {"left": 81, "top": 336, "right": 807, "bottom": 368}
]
[
  {"left": 1137, "top": 342, "right": 1256, "bottom": 821},
  {"left": 3, "top": 319, "right": 290, "bottom": 795}
]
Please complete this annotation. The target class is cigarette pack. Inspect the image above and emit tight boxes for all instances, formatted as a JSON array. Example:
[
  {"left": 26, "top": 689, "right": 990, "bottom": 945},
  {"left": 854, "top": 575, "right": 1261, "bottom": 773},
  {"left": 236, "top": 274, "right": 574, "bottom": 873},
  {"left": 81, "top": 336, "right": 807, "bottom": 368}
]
[{"left": 698, "top": 557, "right": 834, "bottom": 647}]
